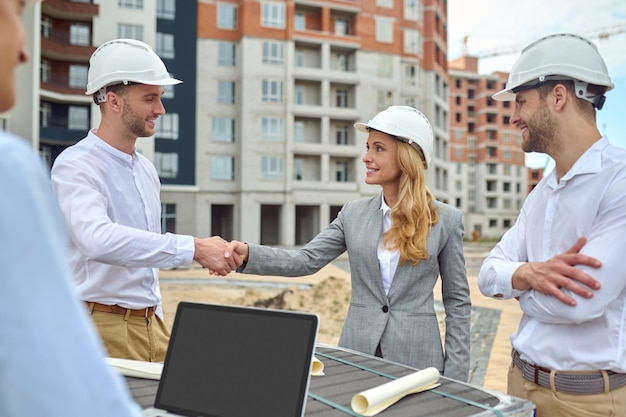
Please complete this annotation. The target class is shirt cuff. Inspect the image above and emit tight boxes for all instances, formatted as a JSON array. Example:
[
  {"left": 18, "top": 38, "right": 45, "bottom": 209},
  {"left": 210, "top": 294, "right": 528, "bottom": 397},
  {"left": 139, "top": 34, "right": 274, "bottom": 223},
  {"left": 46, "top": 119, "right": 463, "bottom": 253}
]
[
  {"left": 494, "top": 261, "right": 526, "bottom": 299},
  {"left": 175, "top": 234, "right": 195, "bottom": 266}
]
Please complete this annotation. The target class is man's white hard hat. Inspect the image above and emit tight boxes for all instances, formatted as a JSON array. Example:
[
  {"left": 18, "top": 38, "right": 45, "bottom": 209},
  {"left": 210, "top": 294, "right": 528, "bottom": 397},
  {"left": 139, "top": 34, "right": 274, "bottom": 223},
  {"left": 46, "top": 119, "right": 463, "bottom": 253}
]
[
  {"left": 493, "top": 33, "right": 613, "bottom": 109},
  {"left": 86, "top": 38, "right": 182, "bottom": 103}
]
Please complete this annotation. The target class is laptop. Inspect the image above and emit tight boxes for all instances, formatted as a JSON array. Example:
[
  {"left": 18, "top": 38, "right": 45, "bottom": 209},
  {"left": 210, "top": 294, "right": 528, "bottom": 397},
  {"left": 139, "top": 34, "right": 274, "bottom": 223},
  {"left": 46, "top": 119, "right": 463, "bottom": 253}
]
[{"left": 143, "top": 302, "right": 319, "bottom": 417}]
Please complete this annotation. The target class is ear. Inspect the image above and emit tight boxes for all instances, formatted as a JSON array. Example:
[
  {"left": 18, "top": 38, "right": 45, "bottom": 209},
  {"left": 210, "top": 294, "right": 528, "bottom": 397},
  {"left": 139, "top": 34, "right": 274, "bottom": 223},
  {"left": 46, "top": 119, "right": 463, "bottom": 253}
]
[
  {"left": 106, "top": 91, "right": 123, "bottom": 113},
  {"left": 552, "top": 83, "right": 568, "bottom": 111}
]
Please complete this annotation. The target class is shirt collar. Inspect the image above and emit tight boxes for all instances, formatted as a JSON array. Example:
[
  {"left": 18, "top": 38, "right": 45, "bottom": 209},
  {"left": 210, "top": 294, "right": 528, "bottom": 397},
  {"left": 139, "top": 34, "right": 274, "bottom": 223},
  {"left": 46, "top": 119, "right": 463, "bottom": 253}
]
[
  {"left": 547, "top": 136, "right": 608, "bottom": 188},
  {"left": 379, "top": 194, "right": 391, "bottom": 217},
  {"left": 88, "top": 129, "right": 137, "bottom": 165}
]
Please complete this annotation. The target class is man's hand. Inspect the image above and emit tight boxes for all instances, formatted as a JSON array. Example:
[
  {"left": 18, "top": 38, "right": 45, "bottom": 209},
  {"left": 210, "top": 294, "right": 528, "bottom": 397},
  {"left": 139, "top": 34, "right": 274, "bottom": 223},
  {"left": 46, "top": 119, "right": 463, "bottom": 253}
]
[
  {"left": 193, "top": 236, "right": 243, "bottom": 276},
  {"left": 512, "top": 237, "right": 601, "bottom": 306},
  {"left": 225, "top": 240, "right": 249, "bottom": 263}
]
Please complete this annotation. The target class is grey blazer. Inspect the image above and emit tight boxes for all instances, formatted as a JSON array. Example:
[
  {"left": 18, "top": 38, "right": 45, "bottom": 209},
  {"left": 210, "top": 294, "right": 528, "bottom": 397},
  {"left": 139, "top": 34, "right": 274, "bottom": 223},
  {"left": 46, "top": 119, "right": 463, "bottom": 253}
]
[{"left": 241, "top": 196, "right": 471, "bottom": 381}]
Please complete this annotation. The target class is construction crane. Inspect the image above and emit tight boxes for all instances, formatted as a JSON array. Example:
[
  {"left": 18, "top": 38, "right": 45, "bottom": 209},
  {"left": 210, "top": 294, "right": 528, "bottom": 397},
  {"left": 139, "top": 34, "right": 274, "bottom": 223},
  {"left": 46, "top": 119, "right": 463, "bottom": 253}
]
[{"left": 462, "top": 23, "right": 626, "bottom": 58}]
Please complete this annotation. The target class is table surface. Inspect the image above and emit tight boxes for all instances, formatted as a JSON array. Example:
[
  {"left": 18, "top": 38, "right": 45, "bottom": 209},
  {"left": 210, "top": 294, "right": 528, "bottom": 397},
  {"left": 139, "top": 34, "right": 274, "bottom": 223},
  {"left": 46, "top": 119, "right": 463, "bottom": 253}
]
[{"left": 126, "top": 344, "right": 535, "bottom": 417}]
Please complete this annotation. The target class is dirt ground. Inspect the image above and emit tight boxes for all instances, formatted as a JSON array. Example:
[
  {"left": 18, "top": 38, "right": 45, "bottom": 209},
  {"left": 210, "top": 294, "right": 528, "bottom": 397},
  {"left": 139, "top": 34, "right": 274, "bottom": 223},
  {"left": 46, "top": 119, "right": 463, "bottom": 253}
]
[{"left": 159, "top": 262, "right": 353, "bottom": 345}]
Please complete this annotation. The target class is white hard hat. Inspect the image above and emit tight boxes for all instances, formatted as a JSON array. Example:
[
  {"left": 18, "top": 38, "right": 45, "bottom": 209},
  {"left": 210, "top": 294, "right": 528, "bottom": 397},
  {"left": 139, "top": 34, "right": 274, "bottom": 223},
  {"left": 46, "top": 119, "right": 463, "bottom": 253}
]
[
  {"left": 86, "top": 38, "right": 182, "bottom": 103},
  {"left": 354, "top": 105, "right": 433, "bottom": 168},
  {"left": 493, "top": 33, "right": 613, "bottom": 109}
]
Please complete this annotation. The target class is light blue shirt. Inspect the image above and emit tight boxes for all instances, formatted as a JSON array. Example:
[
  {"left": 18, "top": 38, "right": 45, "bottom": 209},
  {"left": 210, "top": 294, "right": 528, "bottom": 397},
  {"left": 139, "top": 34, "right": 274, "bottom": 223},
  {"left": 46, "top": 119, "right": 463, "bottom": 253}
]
[{"left": 0, "top": 131, "right": 141, "bottom": 416}]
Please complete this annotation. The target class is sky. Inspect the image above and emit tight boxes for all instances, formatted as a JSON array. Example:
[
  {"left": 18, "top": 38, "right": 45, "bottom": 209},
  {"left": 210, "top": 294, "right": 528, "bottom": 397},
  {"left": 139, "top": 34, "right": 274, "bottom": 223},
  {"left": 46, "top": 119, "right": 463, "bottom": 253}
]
[{"left": 447, "top": 0, "right": 626, "bottom": 169}]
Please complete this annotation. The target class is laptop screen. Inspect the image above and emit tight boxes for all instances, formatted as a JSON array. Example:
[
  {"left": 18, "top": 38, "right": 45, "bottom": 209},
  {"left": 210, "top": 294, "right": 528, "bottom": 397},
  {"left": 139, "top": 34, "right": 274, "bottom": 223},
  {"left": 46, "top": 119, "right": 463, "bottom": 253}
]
[{"left": 154, "top": 302, "right": 319, "bottom": 417}]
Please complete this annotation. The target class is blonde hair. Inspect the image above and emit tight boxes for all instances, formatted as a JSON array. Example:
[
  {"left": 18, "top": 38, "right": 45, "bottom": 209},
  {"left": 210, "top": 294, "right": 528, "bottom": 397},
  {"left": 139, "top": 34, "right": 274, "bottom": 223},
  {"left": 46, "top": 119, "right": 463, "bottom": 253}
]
[{"left": 383, "top": 141, "right": 438, "bottom": 265}]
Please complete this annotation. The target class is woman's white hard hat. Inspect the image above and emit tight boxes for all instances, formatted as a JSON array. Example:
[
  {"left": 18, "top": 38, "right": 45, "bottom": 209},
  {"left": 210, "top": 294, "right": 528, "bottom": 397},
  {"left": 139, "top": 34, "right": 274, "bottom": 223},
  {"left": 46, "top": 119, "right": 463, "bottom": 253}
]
[
  {"left": 354, "top": 105, "right": 434, "bottom": 168},
  {"left": 493, "top": 33, "right": 613, "bottom": 109},
  {"left": 86, "top": 38, "right": 182, "bottom": 103}
]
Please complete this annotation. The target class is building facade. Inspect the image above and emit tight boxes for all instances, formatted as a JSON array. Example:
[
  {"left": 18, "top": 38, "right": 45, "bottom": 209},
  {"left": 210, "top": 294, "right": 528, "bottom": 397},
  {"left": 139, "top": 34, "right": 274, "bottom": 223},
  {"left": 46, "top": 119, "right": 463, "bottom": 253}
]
[
  {"left": 448, "top": 55, "right": 527, "bottom": 239},
  {"left": 7, "top": 0, "right": 456, "bottom": 246},
  {"left": 186, "top": 0, "right": 451, "bottom": 245}
]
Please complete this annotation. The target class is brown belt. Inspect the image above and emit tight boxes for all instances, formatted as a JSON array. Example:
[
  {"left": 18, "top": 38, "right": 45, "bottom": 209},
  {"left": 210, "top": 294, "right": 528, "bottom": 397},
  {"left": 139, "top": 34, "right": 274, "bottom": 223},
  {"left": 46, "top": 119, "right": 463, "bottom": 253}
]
[
  {"left": 512, "top": 349, "right": 626, "bottom": 395},
  {"left": 86, "top": 302, "right": 155, "bottom": 318}
]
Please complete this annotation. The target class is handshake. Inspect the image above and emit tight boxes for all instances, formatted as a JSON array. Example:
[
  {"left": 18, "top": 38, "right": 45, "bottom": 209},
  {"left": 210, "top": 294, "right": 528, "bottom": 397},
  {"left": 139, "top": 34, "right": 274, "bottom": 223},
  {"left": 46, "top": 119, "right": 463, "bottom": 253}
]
[{"left": 192, "top": 237, "right": 249, "bottom": 276}]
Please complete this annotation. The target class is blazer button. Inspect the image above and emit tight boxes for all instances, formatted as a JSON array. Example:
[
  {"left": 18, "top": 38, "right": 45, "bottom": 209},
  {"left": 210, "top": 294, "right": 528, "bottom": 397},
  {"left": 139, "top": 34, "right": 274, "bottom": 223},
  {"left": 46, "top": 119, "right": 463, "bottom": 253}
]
[{"left": 382, "top": 305, "right": 389, "bottom": 313}]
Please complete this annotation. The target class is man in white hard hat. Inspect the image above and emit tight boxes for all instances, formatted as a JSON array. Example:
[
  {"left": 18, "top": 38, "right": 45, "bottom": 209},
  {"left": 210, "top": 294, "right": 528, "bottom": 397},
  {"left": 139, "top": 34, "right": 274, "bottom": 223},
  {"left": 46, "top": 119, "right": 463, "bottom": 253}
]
[
  {"left": 1, "top": 2, "right": 142, "bottom": 415},
  {"left": 478, "top": 33, "right": 626, "bottom": 416},
  {"left": 51, "top": 39, "right": 242, "bottom": 362}
]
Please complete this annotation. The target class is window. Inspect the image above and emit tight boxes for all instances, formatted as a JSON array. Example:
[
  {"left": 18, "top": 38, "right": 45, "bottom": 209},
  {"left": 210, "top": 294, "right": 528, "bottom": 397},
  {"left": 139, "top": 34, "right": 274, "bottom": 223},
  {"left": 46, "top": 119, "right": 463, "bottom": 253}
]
[
  {"left": 335, "top": 18, "right": 349, "bottom": 35},
  {"left": 212, "top": 117, "right": 234, "bottom": 142},
  {"left": 211, "top": 156, "right": 234, "bottom": 180},
  {"left": 218, "top": 41, "right": 236, "bottom": 66},
  {"left": 157, "top": 0, "right": 175, "bottom": 20},
  {"left": 155, "top": 153, "right": 178, "bottom": 179},
  {"left": 40, "top": 102, "right": 51, "bottom": 128},
  {"left": 40, "top": 59, "right": 50, "bottom": 83},
  {"left": 217, "top": 3, "right": 237, "bottom": 30},
  {"left": 335, "top": 53, "right": 349, "bottom": 71},
  {"left": 404, "top": 0, "right": 418, "bottom": 20},
  {"left": 41, "top": 15, "right": 51, "bottom": 38},
  {"left": 294, "top": 121, "right": 304, "bottom": 143},
  {"left": 336, "top": 89, "right": 348, "bottom": 107},
  {"left": 261, "top": 117, "right": 284, "bottom": 141},
  {"left": 118, "top": 0, "right": 143, "bottom": 9},
  {"left": 336, "top": 125, "right": 349, "bottom": 145},
  {"left": 156, "top": 113, "right": 179, "bottom": 139},
  {"left": 294, "top": 85, "right": 304, "bottom": 105},
  {"left": 294, "top": 12, "right": 305, "bottom": 30},
  {"left": 156, "top": 32, "right": 175, "bottom": 59},
  {"left": 375, "top": 17, "right": 393, "bottom": 43},
  {"left": 162, "top": 84, "right": 175, "bottom": 99},
  {"left": 68, "top": 106, "right": 88, "bottom": 130},
  {"left": 69, "top": 64, "right": 88, "bottom": 89},
  {"left": 487, "top": 198, "right": 498, "bottom": 209},
  {"left": 161, "top": 203, "right": 176, "bottom": 233},
  {"left": 335, "top": 161, "right": 349, "bottom": 182},
  {"left": 294, "top": 50, "right": 304, "bottom": 67},
  {"left": 403, "top": 29, "right": 419, "bottom": 54},
  {"left": 261, "top": 156, "right": 283, "bottom": 180},
  {"left": 118, "top": 23, "right": 143, "bottom": 41},
  {"left": 217, "top": 80, "right": 235, "bottom": 104},
  {"left": 377, "top": 0, "right": 393, "bottom": 7},
  {"left": 489, "top": 218, "right": 498, "bottom": 227},
  {"left": 294, "top": 158, "right": 303, "bottom": 180},
  {"left": 262, "top": 41, "right": 283, "bottom": 65},
  {"left": 70, "top": 23, "right": 90, "bottom": 46},
  {"left": 404, "top": 64, "right": 416, "bottom": 86},
  {"left": 261, "top": 3, "right": 285, "bottom": 28},
  {"left": 262, "top": 80, "right": 283, "bottom": 103}
]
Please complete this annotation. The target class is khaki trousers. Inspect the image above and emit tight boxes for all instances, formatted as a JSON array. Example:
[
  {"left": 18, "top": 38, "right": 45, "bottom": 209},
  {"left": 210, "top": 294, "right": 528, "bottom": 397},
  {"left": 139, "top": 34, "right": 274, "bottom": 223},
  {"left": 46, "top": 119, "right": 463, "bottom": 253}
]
[
  {"left": 508, "top": 360, "right": 626, "bottom": 417},
  {"left": 88, "top": 307, "right": 170, "bottom": 362}
]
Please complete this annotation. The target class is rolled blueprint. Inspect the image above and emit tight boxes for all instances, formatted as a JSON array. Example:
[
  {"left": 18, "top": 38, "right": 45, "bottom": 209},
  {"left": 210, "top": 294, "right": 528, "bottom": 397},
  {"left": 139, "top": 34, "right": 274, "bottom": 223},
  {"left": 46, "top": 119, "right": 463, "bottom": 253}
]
[
  {"left": 311, "top": 356, "right": 325, "bottom": 376},
  {"left": 351, "top": 367, "right": 440, "bottom": 416}
]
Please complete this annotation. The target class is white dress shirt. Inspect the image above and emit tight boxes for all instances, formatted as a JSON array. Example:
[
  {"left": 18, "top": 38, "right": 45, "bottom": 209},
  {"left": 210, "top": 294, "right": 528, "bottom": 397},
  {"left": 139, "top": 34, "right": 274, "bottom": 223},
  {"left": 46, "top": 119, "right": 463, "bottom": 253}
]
[
  {"left": 51, "top": 130, "right": 194, "bottom": 316},
  {"left": 0, "top": 132, "right": 141, "bottom": 416},
  {"left": 377, "top": 196, "right": 400, "bottom": 295},
  {"left": 479, "top": 137, "right": 626, "bottom": 372}
]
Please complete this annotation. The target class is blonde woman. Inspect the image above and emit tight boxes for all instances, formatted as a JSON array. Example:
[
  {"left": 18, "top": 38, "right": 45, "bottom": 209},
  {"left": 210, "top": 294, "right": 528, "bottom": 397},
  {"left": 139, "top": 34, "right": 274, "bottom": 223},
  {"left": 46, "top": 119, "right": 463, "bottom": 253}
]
[{"left": 229, "top": 106, "right": 470, "bottom": 381}]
